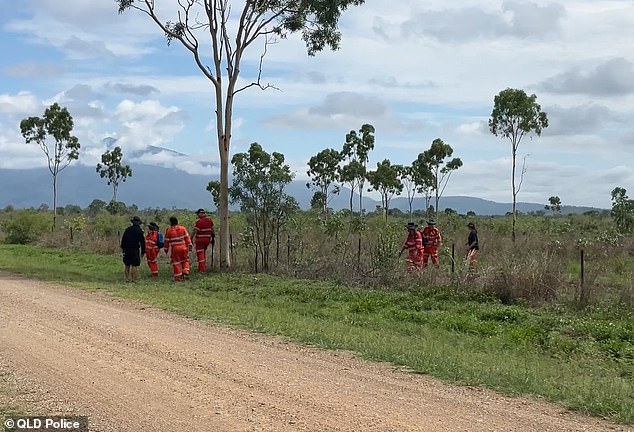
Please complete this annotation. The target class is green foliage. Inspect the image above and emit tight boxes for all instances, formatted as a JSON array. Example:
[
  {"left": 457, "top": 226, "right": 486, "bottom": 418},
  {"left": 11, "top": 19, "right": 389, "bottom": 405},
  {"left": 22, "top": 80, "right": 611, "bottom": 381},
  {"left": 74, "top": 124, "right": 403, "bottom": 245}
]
[
  {"left": 20, "top": 103, "right": 80, "bottom": 228},
  {"left": 366, "top": 159, "right": 403, "bottom": 220},
  {"left": 0, "top": 210, "right": 50, "bottom": 244},
  {"left": 63, "top": 214, "right": 87, "bottom": 234},
  {"left": 489, "top": 88, "right": 548, "bottom": 241},
  {"left": 371, "top": 221, "right": 402, "bottom": 283},
  {"left": 206, "top": 180, "right": 220, "bottom": 210},
  {"left": 611, "top": 187, "right": 634, "bottom": 233},
  {"left": 106, "top": 200, "right": 128, "bottom": 215},
  {"left": 1, "top": 244, "right": 632, "bottom": 423},
  {"left": 93, "top": 212, "right": 129, "bottom": 237},
  {"left": 340, "top": 124, "right": 375, "bottom": 213},
  {"left": 96, "top": 146, "right": 132, "bottom": 202},
  {"left": 306, "top": 148, "right": 342, "bottom": 215},
  {"left": 116, "top": 0, "right": 365, "bottom": 269},
  {"left": 230, "top": 143, "right": 297, "bottom": 271},
  {"left": 86, "top": 199, "right": 107, "bottom": 217},
  {"left": 322, "top": 211, "right": 346, "bottom": 239},
  {"left": 489, "top": 88, "right": 549, "bottom": 141},
  {"left": 545, "top": 195, "right": 562, "bottom": 215},
  {"left": 417, "top": 138, "right": 463, "bottom": 213}
]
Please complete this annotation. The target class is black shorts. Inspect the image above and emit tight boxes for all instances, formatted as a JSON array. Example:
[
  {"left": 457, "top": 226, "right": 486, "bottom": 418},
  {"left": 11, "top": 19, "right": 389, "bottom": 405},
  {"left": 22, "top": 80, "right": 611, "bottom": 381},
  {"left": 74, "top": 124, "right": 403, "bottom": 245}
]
[{"left": 122, "top": 249, "right": 141, "bottom": 266}]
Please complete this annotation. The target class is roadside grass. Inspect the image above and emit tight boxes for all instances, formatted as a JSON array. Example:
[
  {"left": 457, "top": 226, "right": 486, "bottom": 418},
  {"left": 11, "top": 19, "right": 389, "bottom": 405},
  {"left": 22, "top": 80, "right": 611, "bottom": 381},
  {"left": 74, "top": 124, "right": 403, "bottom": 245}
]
[{"left": 0, "top": 245, "right": 632, "bottom": 424}]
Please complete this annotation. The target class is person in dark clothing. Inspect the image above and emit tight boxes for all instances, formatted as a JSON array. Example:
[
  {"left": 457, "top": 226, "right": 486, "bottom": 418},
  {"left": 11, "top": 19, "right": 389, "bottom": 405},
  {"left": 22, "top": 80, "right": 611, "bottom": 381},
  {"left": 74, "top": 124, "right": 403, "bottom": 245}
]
[
  {"left": 121, "top": 215, "right": 146, "bottom": 282},
  {"left": 466, "top": 222, "right": 479, "bottom": 269}
]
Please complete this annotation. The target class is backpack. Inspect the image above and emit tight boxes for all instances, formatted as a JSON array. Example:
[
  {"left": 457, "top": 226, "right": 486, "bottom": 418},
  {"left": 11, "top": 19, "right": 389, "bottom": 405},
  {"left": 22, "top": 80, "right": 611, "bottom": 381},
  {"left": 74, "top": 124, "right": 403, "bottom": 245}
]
[{"left": 156, "top": 232, "right": 165, "bottom": 248}]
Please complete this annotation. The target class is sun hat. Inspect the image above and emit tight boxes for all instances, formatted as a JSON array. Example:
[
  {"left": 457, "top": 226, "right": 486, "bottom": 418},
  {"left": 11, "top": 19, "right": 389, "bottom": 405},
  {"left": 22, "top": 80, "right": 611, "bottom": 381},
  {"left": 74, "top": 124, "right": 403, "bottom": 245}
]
[
  {"left": 467, "top": 222, "right": 476, "bottom": 229},
  {"left": 130, "top": 215, "right": 142, "bottom": 224},
  {"left": 196, "top": 208, "right": 206, "bottom": 215},
  {"left": 426, "top": 219, "right": 437, "bottom": 225},
  {"left": 148, "top": 222, "right": 159, "bottom": 231},
  {"left": 406, "top": 222, "right": 417, "bottom": 230}
]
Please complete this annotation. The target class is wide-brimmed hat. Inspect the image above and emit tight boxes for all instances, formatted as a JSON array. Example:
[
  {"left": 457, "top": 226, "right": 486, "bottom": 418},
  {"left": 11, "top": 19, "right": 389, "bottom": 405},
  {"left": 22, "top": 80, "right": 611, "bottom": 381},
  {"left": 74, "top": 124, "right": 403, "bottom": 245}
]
[
  {"left": 426, "top": 219, "right": 437, "bottom": 225},
  {"left": 406, "top": 222, "right": 417, "bottom": 230},
  {"left": 130, "top": 215, "right": 142, "bottom": 224},
  {"left": 148, "top": 222, "right": 159, "bottom": 231},
  {"left": 467, "top": 222, "right": 476, "bottom": 229},
  {"left": 195, "top": 208, "right": 206, "bottom": 215}
]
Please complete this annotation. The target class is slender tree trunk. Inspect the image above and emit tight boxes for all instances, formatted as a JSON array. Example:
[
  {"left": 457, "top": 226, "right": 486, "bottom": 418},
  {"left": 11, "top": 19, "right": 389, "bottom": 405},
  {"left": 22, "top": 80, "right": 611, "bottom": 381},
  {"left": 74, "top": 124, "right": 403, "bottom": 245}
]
[
  {"left": 216, "top": 63, "right": 237, "bottom": 268},
  {"left": 384, "top": 194, "right": 389, "bottom": 222},
  {"left": 511, "top": 143, "right": 517, "bottom": 242},
  {"left": 218, "top": 144, "right": 231, "bottom": 267},
  {"left": 349, "top": 188, "right": 353, "bottom": 213},
  {"left": 113, "top": 184, "right": 118, "bottom": 203},
  {"left": 359, "top": 179, "right": 364, "bottom": 215},
  {"left": 52, "top": 174, "right": 57, "bottom": 230}
]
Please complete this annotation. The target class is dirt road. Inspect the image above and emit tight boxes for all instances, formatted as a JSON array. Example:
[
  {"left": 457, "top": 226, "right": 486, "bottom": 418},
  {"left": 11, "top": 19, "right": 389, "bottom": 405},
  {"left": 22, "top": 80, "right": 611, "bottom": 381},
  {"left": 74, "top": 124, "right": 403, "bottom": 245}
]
[{"left": 0, "top": 275, "right": 628, "bottom": 431}]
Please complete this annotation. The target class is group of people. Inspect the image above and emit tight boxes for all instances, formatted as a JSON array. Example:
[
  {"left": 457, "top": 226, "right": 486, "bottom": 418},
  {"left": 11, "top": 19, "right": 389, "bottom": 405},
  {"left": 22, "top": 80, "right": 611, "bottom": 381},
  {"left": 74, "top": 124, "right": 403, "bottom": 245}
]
[
  {"left": 400, "top": 219, "right": 479, "bottom": 272},
  {"left": 120, "top": 209, "right": 215, "bottom": 282}
]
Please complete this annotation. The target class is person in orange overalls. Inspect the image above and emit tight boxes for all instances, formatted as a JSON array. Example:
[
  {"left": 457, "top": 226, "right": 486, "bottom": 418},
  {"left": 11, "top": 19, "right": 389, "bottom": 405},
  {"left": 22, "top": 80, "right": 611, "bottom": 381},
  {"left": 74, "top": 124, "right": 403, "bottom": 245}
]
[
  {"left": 400, "top": 222, "right": 423, "bottom": 272},
  {"left": 421, "top": 219, "right": 442, "bottom": 267},
  {"left": 144, "top": 222, "right": 161, "bottom": 277},
  {"left": 163, "top": 216, "right": 192, "bottom": 281},
  {"left": 191, "top": 208, "right": 215, "bottom": 272}
]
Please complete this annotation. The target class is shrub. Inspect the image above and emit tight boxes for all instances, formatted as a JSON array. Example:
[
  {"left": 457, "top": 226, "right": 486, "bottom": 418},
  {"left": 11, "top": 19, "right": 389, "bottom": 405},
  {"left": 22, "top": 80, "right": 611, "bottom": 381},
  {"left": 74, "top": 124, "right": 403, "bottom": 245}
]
[{"left": 0, "top": 210, "right": 50, "bottom": 244}]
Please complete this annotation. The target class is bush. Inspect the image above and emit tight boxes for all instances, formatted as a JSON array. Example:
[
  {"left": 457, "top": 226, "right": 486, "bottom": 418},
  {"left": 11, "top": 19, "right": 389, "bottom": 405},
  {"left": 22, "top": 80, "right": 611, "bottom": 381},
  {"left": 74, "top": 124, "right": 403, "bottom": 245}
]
[{"left": 0, "top": 210, "right": 50, "bottom": 244}]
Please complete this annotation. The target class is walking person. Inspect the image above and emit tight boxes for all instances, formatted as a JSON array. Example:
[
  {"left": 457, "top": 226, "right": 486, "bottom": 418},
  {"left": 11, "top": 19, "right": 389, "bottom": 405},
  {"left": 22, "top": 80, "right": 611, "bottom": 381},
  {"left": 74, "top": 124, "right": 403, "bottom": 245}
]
[
  {"left": 400, "top": 222, "right": 423, "bottom": 272},
  {"left": 191, "top": 208, "right": 215, "bottom": 272},
  {"left": 121, "top": 215, "right": 146, "bottom": 283},
  {"left": 466, "top": 222, "right": 479, "bottom": 269},
  {"left": 164, "top": 216, "right": 192, "bottom": 281},
  {"left": 421, "top": 219, "right": 442, "bottom": 268},
  {"left": 144, "top": 222, "right": 163, "bottom": 277}
]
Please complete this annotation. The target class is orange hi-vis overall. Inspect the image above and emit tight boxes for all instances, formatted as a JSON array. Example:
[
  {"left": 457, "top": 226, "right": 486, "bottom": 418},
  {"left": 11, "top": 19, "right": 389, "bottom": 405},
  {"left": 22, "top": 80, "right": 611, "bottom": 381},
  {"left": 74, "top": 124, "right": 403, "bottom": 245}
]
[
  {"left": 421, "top": 226, "right": 442, "bottom": 267},
  {"left": 193, "top": 216, "right": 214, "bottom": 271},
  {"left": 164, "top": 225, "right": 192, "bottom": 281},
  {"left": 144, "top": 230, "right": 160, "bottom": 277},
  {"left": 403, "top": 231, "right": 424, "bottom": 271}
]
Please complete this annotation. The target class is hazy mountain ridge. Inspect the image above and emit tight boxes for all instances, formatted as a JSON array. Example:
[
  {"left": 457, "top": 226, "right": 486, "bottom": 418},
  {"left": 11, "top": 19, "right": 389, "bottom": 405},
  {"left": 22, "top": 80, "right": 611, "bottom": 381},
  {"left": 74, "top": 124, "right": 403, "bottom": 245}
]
[{"left": 0, "top": 165, "right": 600, "bottom": 215}]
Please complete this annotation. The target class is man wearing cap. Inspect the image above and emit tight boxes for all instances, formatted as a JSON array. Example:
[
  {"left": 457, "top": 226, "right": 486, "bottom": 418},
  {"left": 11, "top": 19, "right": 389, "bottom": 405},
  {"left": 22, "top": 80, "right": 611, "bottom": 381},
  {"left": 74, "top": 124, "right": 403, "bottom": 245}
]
[
  {"left": 421, "top": 219, "right": 442, "bottom": 267},
  {"left": 120, "top": 215, "right": 146, "bottom": 282},
  {"left": 466, "top": 222, "right": 479, "bottom": 268},
  {"left": 144, "top": 222, "right": 162, "bottom": 277},
  {"left": 191, "top": 208, "right": 215, "bottom": 272},
  {"left": 400, "top": 222, "right": 424, "bottom": 271}
]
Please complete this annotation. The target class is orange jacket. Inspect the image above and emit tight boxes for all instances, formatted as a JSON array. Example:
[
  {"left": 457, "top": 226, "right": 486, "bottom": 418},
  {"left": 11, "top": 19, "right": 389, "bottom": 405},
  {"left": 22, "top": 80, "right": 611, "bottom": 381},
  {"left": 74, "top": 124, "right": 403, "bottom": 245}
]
[
  {"left": 421, "top": 226, "right": 442, "bottom": 249},
  {"left": 193, "top": 216, "right": 214, "bottom": 242},
  {"left": 164, "top": 225, "right": 192, "bottom": 252}
]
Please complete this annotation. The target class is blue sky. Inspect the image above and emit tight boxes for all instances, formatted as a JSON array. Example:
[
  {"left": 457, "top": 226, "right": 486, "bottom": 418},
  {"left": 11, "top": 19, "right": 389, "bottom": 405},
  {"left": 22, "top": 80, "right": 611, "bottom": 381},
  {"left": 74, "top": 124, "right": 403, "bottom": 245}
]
[{"left": 1, "top": 0, "right": 633, "bottom": 208}]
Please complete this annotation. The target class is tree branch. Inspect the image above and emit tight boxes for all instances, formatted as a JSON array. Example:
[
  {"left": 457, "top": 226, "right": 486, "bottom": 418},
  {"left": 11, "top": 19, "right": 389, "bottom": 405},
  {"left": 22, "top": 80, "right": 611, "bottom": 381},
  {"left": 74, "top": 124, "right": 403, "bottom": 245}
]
[{"left": 516, "top": 154, "right": 530, "bottom": 194}]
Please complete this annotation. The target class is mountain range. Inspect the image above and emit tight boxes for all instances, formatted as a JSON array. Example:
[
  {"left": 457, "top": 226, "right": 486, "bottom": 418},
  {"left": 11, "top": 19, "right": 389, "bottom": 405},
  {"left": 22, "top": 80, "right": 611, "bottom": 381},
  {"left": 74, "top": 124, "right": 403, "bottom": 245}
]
[{"left": 0, "top": 163, "right": 600, "bottom": 215}]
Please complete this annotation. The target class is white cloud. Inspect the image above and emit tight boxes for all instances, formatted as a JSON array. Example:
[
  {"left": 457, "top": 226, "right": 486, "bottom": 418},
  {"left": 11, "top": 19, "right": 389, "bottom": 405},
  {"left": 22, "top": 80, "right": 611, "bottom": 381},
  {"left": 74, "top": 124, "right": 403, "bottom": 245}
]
[
  {"left": 113, "top": 100, "right": 186, "bottom": 151},
  {"left": 3, "top": 0, "right": 634, "bottom": 208},
  {"left": 0, "top": 91, "right": 42, "bottom": 115}
]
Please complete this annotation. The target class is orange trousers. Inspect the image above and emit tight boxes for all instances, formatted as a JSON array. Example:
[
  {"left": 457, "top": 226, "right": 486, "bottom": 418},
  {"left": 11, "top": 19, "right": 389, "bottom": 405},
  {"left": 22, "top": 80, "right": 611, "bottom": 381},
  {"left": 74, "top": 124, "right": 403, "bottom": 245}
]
[
  {"left": 423, "top": 246, "right": 439, "bottom": 267},
  {"left": 146, "top": 247, "right": 159, "bottom": 276},
  {"left": 195, "top": 240, "right": 210, "bottom": 272},
  {"left": 169, "top": 245, "right": 190, "bottom": 281}
]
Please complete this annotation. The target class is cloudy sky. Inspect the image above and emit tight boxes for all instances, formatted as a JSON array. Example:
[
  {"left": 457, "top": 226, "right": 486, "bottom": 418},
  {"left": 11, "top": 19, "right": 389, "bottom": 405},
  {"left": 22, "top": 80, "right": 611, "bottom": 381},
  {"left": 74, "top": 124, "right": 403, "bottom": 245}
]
[{"left": 1, "top": 0, "right": 633, "bottom": 208}]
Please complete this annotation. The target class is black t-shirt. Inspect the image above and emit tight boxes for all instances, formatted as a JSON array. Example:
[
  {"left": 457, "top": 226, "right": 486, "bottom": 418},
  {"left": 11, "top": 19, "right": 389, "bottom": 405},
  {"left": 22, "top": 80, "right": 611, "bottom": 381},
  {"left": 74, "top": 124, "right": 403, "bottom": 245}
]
[
  {"left": 121, "top": 224, "right": 146, "bottom": 255},
  {"left": 468, "top": 230, "right": 479, "bottom": 250}
]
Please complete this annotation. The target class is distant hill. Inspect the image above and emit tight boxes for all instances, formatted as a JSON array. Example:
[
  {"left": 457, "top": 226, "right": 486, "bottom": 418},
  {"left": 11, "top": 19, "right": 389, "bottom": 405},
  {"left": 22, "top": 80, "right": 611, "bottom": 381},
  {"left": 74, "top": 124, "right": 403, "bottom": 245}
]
[{"left": 0, "top": 164, "right": 599, "bottom": 215}]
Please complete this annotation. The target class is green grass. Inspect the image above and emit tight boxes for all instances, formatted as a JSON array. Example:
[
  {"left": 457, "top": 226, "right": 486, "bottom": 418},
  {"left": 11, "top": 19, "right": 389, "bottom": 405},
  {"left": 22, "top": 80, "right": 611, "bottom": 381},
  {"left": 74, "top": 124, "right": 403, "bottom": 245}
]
[{"left": 1, "top": 244, "right": 633, "bottom": 424}]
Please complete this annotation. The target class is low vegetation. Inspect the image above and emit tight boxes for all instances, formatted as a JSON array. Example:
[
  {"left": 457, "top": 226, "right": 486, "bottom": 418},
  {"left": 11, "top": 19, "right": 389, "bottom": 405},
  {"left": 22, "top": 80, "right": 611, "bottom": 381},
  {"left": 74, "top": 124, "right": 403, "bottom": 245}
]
[{"left": 0, "top": 243, "right": 632, "bottom": 424}]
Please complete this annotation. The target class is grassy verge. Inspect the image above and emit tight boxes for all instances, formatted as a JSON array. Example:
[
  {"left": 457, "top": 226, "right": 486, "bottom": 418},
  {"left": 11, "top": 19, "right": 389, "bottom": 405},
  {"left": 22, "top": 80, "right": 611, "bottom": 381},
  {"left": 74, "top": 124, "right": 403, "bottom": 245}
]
[{"left": 0, "top": 244, "right": 632, "bottom": 424}]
